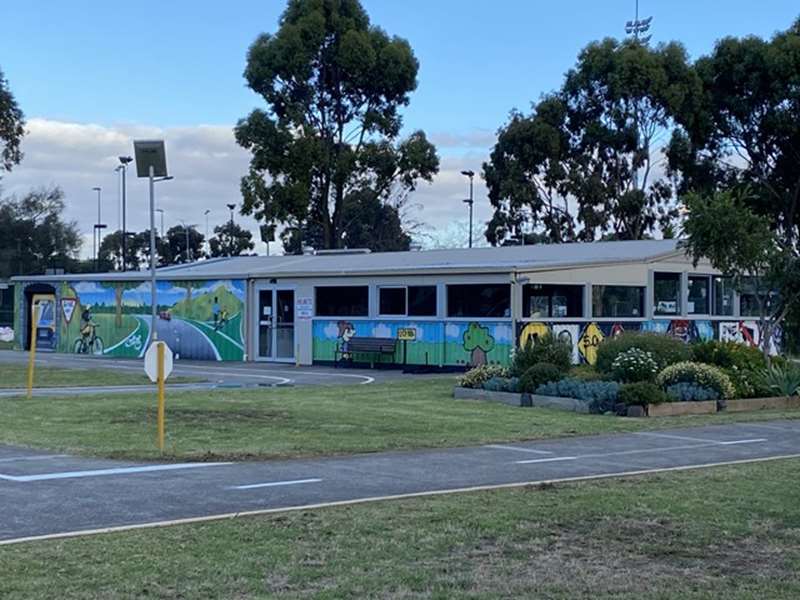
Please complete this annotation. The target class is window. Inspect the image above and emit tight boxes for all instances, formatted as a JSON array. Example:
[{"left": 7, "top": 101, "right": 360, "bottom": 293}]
[
  {"left": 712, "top": 276, "right": 734, "bottom": 316},
  {"left": 592, "top": 285, "right": 644, "bottom": 318},
  {"left": 447, "top": 284, "right": 510, "bottom": 318},
  {"left": 408, "top": 286, "right": 437, "bottom": 317},
  {"left": 315, "top": 286, "right": 368, "bottom": 317},
  {"left": 377, "top": 286, "right": 437, "bottom": 317},
  {"left": 522, "top": 284, "right": 584, "bottom": 319},
  {"left": 740, "top": 277, "right": 778, "bottom": 317},
  {"left": 654, "top": 272, "right": 681, "bottom": 315},
  {"left": 379, "top": 287, "right": 406, "bottom": 315},
  {"left": 688, "top": 276, "right": 710, "bottom": 315}
]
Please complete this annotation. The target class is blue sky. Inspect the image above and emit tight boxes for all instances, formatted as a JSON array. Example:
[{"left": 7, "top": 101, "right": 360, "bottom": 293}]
[{"left": 1, "top": 1, "right": 798, "bottom": 255}]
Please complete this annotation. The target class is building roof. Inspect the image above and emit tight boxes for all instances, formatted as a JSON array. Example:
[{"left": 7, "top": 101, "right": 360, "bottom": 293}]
[{"left": 12, "top": 239, "right": 685, "bottom": 283}]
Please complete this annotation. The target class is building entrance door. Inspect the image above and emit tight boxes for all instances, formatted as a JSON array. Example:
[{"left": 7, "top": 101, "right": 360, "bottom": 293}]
[{"left": 256, "top": 287, "right": 294, "bottom": 362}]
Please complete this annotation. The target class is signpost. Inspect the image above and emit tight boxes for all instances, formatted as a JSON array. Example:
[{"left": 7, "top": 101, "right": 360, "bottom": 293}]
[
  {"left": 397, "top": 327, "right": 416, "bottom": 366},
  {"left": 26, "top": 304, "right": 40, "bottom": 399},
  {"left": 144, "top": 341, "right": 173, "bottom": 452}
]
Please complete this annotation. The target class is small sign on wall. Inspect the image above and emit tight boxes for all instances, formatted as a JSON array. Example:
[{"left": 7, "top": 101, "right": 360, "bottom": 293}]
[
  {"left": 397, "top": 327, "right": 416, "bottom": 341},
  {"left": 296, "top": 297, "right": 313, "bottom": 320}
]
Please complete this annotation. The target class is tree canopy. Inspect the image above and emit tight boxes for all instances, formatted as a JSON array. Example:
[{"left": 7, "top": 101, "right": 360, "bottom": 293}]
[
  {"left": 209, "top": 221, "right": 255, "bottom": 257},
  {"left": 484, "top": 39, "right": 698, "bottom": 244},
  {"left": 0, "top": 67, "right": 25, "bottom": 176},
  {"left": 0, "top": 186, "right": 82, "bottom": 278},
  {"left": 235, "top": 0, "right": 439, "bottom": 252}
]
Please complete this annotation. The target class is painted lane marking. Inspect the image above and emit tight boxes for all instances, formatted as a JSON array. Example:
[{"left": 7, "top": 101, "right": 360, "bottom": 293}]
[
  {"left": 3, "top": 453, "right": 799, "bottom": 546},
  {"left": 191, "top": 319, "right": 245, "bottom": 351},
  {"left": 0, "top": 462, "right": 231, "bottom": 483},
  {"left": 738, "top": 423, "right": 800, "bottom": 433},
  {"left": 515, "top": 439, "right": 768, "bottom": 464},
  {"left": 634, "top": 431, "right": 724, "bottom": 444},
  {"left": 102, "top": 316, "right": 145, "bottom": 356},
  {"left": 173, "top": 364, "right": 292, "bottom": 385},
  {"left": 485, "top": 444, "right": 554, "bottom": 455},
  {"left": 513, "top": 456, "right": 577, "bottom": 464},
  {"left": 230, "top": 478, "right": 323, "bottom": 490},
  {"left": 0, "top": 454, "right": 67, "bottom": 464}
]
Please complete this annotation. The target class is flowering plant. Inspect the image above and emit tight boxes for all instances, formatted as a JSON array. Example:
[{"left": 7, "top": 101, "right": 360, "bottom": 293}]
[{"left": 610, "top": 347, "right": 659, "bottom": 383}]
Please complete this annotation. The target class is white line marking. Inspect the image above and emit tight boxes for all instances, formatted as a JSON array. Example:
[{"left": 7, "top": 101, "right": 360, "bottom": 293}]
[
  {"left": 516, "top": 439, "right": 768, "bottom": 464},
  {"left": 3, "top": 453, "right": 799, "bottom": 546},
  {"left": 739, "top": 423, "right": 800, "bottom": 433},
  {"left": 718, "top": 438, "right": 767, "bottom": 445},
  {"left": 102, "top": 317, "right": 145, "bottom": 355},
  {"left": 174, "top": 364, "right": 292, "bottom": 385},
  {"left": 485, "top": 444, "right": 554, "bottom": 455},
  {"left": 515, "top": 456, "right": 577, "bottom": 464},
  {"left": 230, "top": 478, "right": 322, "bottom": 490},
  {"left": 0, "top": 454, "right": 67, "bottom": 463},
  {"left": 634, "top": 431, "right": 722, "bottom": 444},
  {"left": 0, "top": 462, "right": 231, "bottom": 482}
]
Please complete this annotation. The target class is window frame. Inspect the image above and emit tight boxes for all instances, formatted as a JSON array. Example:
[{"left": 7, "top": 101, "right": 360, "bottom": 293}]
[
  {"left": 653, "top": 271, "right": 682, "bottom": 316},
  {"left": 687, "top": 274, "right": 712, "bottom": 316},
  {"left": 592, "top": 285, "right": 645, "bottom": 319},
  {"left": 314, "top": 285, "right": 370, "bottom": 318},
  {"left": 375, "top": 285, "right": 438, "bottom": 318},
  {"left": 446, "top": 283, "right": 512, "bottom": 320},
  {"left": 521, "top": 283, "right": 585, "bottom": 320}
]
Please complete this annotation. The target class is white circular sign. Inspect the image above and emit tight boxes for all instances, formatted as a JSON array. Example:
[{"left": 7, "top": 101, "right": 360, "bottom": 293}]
[{"left": 144, "top": 341, "right": 174, "bottom": 383}]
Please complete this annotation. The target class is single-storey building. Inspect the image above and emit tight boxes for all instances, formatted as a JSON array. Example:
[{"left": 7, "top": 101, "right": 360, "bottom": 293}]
[{"left": 8, "top": 240, "right": 779, "bottom": 367}]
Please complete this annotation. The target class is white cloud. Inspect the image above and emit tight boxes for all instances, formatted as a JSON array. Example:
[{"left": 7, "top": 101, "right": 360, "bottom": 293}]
[
  {"left": 73, "top": 281, "right": 106, "bottom": 294},
  {"left": 445, "top": 323, "right": 462, "bottom": 339},
  {"left": 2, "top": 118, "right": 495, "bottom": 258},
  {"left": 372, "top": 323, "right": 392, "bottom": 338},
  {"left": 493, "top": 324, "right": 513, "bottom": 343},
  {"left": 323, "top": 322, "right": 340, "bottom": 339}
]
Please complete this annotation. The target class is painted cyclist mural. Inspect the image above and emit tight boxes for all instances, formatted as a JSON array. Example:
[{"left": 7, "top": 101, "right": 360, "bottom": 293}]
[{"left": 57, "top": 279, "right": 246, "bottom": 361}]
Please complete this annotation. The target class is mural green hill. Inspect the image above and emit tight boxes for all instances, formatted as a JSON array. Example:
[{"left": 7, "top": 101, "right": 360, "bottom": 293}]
[{"left": 171, "top": 284, "right": 241, "bottom": 321}]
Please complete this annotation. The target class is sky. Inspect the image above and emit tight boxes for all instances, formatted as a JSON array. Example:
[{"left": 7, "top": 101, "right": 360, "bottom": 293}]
[{"left": 1, "top": 0, "right": 798, "bottom": 258}]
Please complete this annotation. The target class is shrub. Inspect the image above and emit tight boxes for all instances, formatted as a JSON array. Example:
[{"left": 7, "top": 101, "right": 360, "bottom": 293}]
[
  {"left": 758, "top": 364, "right": 800, "bottom": 397},
  {"left": 535, "top": 378, "right": 620, "bottom": 413},
  {"left": 656, "top": 361, "right": 735, "bottom": 399},
  {"left": 520, "top": 363, "right": 563, "bottom": 393},
  {"left": 596, "top": 332, "right": 690, "bottom": 374},
  {"left": 482, "top": 376, "right": 520, "bottom": 393},
  {"left": 619, "top": 382, "right": 668, "bottom": 406},
  {"left": 510, "top": 334, "right": 572, "bottom": 376},
  {"left": 610, "top": 348, "right": 659, "bottom": 383},
  {"left": 459, "top": 364, "right": 508, "bottom": 389},
  {"left": 691, "top": 340, "right": 768, "bottom": 371},
  {"left": 569, "top": 364, "right": 604, "bottom": 381},
  {"left": 666, "top": 382, "right": 720, "bottom": 402}
]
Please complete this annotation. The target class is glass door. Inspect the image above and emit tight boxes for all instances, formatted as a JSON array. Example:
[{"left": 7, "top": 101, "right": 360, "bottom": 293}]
[
  {"left": 258, "top": 289, "right": 273, "bottom": 359},
  {"left": 256, "top": 288, "right": 295, "bottom": 362}
]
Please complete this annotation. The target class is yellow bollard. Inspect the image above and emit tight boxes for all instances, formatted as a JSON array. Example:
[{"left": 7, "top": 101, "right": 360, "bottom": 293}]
[
  {"left": 26, "top": 305, "right": 39, "bottom": 399},
  {"left": 157, "top": 341, "right": 166, "bottom": 452}
]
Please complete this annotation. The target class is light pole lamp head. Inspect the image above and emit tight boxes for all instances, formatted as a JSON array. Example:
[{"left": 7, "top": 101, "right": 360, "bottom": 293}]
[
  {"left": 118, "top": 156, "right": 133, "bottom": 165},
  {"left": 460, "top": 170, "right": 475, "bottom": 178},
  {"left": 226, "top": 203, "right": 236, "bottom": 211},
  {"left": 92, "top": 186, "right": 101, "bottom": 192}
]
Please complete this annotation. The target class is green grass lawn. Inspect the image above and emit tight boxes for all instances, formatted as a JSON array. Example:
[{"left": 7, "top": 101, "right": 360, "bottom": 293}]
[
  {"left": 2, "top": 458, "right": 799, "bottom": 599},
  {"left": 0, "top": 378, "right": 798, "bottom": 461},
  {"left": 0, "top": 363, "right": 201, "bottom": 389}
]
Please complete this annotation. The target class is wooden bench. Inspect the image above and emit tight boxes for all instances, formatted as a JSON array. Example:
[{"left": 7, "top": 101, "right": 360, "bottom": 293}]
[{"left": 335, "top": 337, "right": 397, "bottom": 367}]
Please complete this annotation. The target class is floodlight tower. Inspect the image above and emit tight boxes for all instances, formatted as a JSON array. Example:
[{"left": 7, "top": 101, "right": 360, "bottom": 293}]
[{"left": 625, "top": 0, "right": 652, "bottom": 44}]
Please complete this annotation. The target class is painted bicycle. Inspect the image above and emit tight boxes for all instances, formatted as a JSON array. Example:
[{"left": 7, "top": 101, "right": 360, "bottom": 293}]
[{"left": 73, "top": 321, "right": 104, "bottom": 355}]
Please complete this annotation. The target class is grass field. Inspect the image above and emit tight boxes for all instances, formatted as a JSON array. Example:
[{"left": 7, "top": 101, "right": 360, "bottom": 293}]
[
  {"left": 0, "top": 363, "right": 186, "bottom": 389},
  {"left": 1, "top": 377, "right": 798, "bottom": 461},
  {"left": 2, "top": 458, "right": 798, "bottom": 599}
]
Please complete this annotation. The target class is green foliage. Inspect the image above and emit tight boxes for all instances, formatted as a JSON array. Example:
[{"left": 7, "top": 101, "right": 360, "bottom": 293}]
[
  {"left": 235, "top": 0, "right": 439, "bottom": 252},
  {"left": 481, "top": 377, "right": 520, "bottom": 393},
  {"left": 656, "top": 362, "right": 735, "bottom": 399},
  {"left": 483, "top": 39, "right": 695, "bottom": 243},
  {"left": 596, "top": 332, "right": 690, "bottom": 374},
  {"left": 666, "top": 383, "right": 719, "bottom": 403},
  {"left": 510, "top": 334, "right": 572, "bottom": 376},
  {"left": 535, "top": 378, "right": 620, "bottom": 413},
  {"left": 619, "top": 382, "right": 668, "bottom": 406},
  {"left": 569, "top": 364, "right": 604, "bottom": 381},
  {"left": 610, "top": 348, "right": 659, "bottom": 383},
  {"left": 0, "top": 67, "right": 25, "bottom": 174},
  {"left": 209, "top": 222, "right": 255, "bottom": 258},
  {"left": 758, "top": 364, "right": 800, "bottom": 397},
  {"left": 458, "top": 364, "right": 508, "bottom": 389},
  {"left": 691, "top": 340, "right": 767, "bottom": 371},
  {"left": 520, "top": 363, "right": 563, "bottom": 394},
  {"left": 0, "top": 186, "right": 82, "bottom": 278}
]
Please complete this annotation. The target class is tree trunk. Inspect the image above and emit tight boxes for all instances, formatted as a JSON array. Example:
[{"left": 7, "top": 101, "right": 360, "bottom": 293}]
[
  {"left": 115, "top": 285, "right": 123, "bottom": 328},
  {"left": 470, "top": 348, "right": 487, "bottom": 367}
]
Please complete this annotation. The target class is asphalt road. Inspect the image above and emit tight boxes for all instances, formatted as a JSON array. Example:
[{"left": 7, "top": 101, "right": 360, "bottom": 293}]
[
  {"left": 1, "top": 420, "right": 799, "bottom": 544},
  {"left": 0, "top": 350, "right": 436, "bottom": 392},
  {"left": 144, "top": 316, "right": 220, "bottom": 361}
]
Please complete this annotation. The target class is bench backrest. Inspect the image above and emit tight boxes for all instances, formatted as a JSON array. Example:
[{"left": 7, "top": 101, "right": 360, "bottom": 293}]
[{"left": 346, "top": 336, "right": 397, "bottom": 353}]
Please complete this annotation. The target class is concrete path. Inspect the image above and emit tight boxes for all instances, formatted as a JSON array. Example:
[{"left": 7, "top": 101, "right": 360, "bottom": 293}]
[
  {"left": 0, "top": 351, "right": 446, "bottom": 393},
  {"left": 1, "top": 419, "right": 798, "bottom": 544}
]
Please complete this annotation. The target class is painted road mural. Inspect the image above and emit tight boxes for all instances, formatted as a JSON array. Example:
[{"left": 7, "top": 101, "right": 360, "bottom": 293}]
[
  {"left": 56, "top": 279, "right": 246, "bottom": 361},
  {"left": 313, "top": 320, "right": 514, "bottom": 367}
]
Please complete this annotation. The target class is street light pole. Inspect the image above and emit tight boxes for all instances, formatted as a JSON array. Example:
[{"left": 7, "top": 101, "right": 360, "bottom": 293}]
[
  {"left": 118, "top": 156, "right": 133, "bottom": 270},
  {"left": 204, "top": 209, "right": 210, "bottom": 255},
  {"left": 92, "top": 187, "right": 102, "bottom": 270},
  {"left": 226, "top": 203, "right": 236, "bottom": 257},
  {"left": 156, "top": 208, "right": 165, "bottom": 238},
  {"left": 461, "top": 170, "right": 475, "bottom": 249}
]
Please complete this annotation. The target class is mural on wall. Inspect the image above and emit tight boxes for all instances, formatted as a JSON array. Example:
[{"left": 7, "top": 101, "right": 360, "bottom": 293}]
[
  {"left": 337, "top": 321, "right": 356, "bottom": 360},
  {"left": 313, "top": 320, "right": 514, "bottom": 367},
  {"left": 56, "top": 279, "right": 246, "bottom": 361},
  {"left": 719, "top": 320, "right": 781, "bottom": 355}
]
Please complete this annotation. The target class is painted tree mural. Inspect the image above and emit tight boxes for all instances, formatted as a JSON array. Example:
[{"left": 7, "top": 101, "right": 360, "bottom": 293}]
[
  {"left": 100, "top": 281, "right": 141, "bottom": 327},
  {"left": 463, "top": 322, "right": 495, "bottom": 366}
]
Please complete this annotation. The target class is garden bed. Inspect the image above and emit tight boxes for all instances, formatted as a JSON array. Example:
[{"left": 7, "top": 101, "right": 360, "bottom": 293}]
[
  {"left": 645, "top": 400, "right": 717, "bottom": 417},
  {"left": 724, "top": 396, "right": 800, "bottom": 413},
  {"left": 453, "top": 387, "right": 590, "bottom": 413}
]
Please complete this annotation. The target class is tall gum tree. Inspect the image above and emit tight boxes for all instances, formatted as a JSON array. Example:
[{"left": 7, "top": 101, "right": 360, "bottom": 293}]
[{"left": 235, "top": 0, "right": 439, "bottom": 252}]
